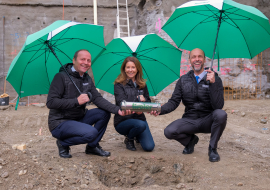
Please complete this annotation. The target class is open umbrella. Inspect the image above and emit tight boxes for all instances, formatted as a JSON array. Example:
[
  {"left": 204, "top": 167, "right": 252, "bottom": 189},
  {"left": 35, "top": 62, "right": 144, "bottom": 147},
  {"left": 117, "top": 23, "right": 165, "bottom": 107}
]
[
  {"left": 91, "top": 34, "right": 182, "bottom": 96},
  {"left": 162, "top": 0, "right": 270, "bottom": 69},
  {"left": 7, "top": 20, "right": 105, "bottom": 100}
]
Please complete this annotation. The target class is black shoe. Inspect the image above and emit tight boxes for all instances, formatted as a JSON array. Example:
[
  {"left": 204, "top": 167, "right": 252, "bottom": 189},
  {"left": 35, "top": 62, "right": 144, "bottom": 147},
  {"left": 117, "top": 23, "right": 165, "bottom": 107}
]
[
  {"left": 182, "top": 135, "right": 199, "bottom": 154},
  {"left": 124, "top": 137, "right": 136, "bottom": 151},
  {"left": 85, "top": 144, "right": 111, "bottom": 157},
  {"left": 56, "top": 140, "right": 72, "bottom": 158},
  {"left": 208, "top": 146, "right": 220, "bottom": 162}
]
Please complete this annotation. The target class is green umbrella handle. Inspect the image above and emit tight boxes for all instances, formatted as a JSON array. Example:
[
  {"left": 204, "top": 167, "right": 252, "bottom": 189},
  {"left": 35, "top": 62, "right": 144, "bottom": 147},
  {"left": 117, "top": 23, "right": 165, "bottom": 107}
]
[{"left": 204, "top": 67, "right": 213, "bottom": 85}]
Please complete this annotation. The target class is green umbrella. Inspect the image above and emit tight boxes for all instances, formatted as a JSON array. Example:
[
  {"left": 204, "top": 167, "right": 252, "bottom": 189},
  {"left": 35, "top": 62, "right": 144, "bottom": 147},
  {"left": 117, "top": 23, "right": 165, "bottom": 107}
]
[
  {"left": 7, "top": 20, "right": 105, "bottom": 99},
  {"left": 162, "top": 0, "right": 270, "bottom": 69},
  {"left": 91, "top": 34, "right": 182, "bottom": 96}
]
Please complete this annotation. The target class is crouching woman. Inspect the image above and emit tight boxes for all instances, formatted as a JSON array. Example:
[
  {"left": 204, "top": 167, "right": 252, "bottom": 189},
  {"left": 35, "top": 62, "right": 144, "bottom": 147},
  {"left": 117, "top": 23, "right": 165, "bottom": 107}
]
[{"left": 114, "top": 57, "right": 155, "bottom": 151}]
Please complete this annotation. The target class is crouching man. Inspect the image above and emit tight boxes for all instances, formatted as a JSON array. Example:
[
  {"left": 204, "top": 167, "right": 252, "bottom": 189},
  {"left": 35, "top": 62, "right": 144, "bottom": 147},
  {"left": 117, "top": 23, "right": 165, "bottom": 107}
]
[
  {"left": 47, "top": 49, "right": 126, "bottom": 158},
  {"left": 151, "top": 48, "right": 227, "bottom": 162}
]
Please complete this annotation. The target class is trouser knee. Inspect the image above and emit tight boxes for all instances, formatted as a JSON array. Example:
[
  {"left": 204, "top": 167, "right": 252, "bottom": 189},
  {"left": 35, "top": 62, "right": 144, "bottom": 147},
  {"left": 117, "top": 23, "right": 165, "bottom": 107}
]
[
  {"left": 164, "top": 127, "right": 175, "bottom": 139},
  {"left": 101, "top": 110, "right": 111, "bottom": 121},
  {"left": 142, "top": 143, "right": 155, "bottom": 152},
  {"left": 84, "top": 129, "right": 99, "bottom": 141},
  {"left": 213, "top": 109, "right": 227, "bottom": 123},
  {"left": 132, "top": 122, "right": 146, "bottom": 135}
]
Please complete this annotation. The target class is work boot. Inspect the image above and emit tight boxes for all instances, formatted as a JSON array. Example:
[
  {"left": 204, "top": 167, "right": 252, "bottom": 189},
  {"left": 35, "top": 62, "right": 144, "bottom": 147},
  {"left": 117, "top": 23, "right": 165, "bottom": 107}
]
[
  {"left": 124, "top": 137, "right": 136, "bottom": 151},
  {"left": 56, "top": 140, "right": 72, "bottom": 158},
  {"left": 85, "top": 144, "right": 111, "bottom": 157},
  {"left": 182, "top": 135, "right": 199, "bottom": 154},
  {"left": 208, "top": 145, "right": 220, "bottom": 162}
]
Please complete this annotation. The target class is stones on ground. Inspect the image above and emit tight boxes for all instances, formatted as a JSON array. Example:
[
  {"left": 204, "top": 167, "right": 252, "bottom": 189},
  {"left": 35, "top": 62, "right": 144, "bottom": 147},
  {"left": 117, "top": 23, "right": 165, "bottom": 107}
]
[
  {"left": 231, "top": 110, "right": 239, "bottom": 114},
  {"left": 261, "top": 128, "right": 269, "bottom": 134},
  {"left": 124, "top": 170, "right": 130, "bottom": 175},
  {"left": 150, "top": 165, "right": 161, "bottom": 174},
  {"left": 260, "top": 119, "right": 267, "bottom": 124},
  {"left": 241, "top": 112, "right": 246, "bottom": 117},
  {"left": 19, "top": 170, "right": 27, "bottom": 175},
  {"left": 12, "top": 144, "right": 26, "bottom": 151},
  {"left": 24, "top": 183, "right": 33, "bottom": 189},
  {"left": 173, "top": 163, "right": 183, "bottom": 175},
  {"left": 129, "top": 157, "right": 135, "bottom": 163},
  {"left": 176, "top": 183, "right": 186, "bottom": 189},
  {"left": 80, "top": 184, "right": 88, "bottom": 189},
  {"left": 139, "top": 173, "right": 155, "bottom": 185},
  {"left": 237, "top": 182, "right": 243, "bottom": 186},
  {"left": 1, "top": 172, "right": 9, "bottom": 178}
]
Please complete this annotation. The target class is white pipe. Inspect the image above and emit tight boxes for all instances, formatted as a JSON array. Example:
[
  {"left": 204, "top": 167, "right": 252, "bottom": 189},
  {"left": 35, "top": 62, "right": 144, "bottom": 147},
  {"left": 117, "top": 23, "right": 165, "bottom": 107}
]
[{"left": 93, "top": 0, "right": 97, "bottom": 25}]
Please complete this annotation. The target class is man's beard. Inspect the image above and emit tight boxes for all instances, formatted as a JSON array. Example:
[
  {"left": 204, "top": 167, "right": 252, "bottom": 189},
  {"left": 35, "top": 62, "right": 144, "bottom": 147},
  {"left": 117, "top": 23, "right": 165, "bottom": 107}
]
[{"left": 192, "top": 61, "right": 204, "bottom": 72}]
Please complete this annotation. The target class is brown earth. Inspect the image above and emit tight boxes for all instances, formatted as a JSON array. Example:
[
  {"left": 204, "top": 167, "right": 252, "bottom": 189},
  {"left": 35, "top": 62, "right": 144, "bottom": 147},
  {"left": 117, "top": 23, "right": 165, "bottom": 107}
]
[{"left": 0, "top": 100, "right": 270, "bottom": 190}]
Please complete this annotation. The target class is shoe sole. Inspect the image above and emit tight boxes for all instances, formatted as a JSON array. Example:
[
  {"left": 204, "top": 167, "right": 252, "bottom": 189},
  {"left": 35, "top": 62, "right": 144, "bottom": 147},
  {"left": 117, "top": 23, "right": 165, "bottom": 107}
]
[
  {"left": 209, "top": 157, "right": 220, "bottom": 162},
  {"left": 85, "top": 152, "right": 111, "bottom": 157}
]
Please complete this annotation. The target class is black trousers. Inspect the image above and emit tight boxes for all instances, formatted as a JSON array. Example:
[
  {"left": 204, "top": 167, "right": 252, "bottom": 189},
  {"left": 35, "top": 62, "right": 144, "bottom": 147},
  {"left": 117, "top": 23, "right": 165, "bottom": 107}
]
[
  {"left": 164, "top": 109, "right": 227, "bottom": 149},
  {"left": 51, "top": 108, "right": 111, "bottom": 147}
]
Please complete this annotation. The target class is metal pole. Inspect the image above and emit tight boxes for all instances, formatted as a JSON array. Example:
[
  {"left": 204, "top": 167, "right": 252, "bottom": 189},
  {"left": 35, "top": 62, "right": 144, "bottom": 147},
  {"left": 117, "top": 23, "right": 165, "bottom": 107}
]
[
  {"left": 210, "top": 11, "right": 224, "bottom": 69},
  {"left": 93, "top": 0, "right": 97, "bottom": 25},
  {"left": 126, "top": 0, "right": 130, "bottom": 37},
  {"left": 116, "top": 0, "right": 120, "bottom": 38},
  {"left": 62, "top": 0, "right": 64, "bottom": 20},
  {"left": 2, "top": 16, "right": 5, "bottom": 93}
]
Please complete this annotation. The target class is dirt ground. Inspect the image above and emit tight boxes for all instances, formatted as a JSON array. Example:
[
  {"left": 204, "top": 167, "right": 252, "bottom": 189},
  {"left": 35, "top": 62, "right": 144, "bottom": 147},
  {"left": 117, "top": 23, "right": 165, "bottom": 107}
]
[{"left": 0, "top": 100, "right": 269, "bottom": 190}]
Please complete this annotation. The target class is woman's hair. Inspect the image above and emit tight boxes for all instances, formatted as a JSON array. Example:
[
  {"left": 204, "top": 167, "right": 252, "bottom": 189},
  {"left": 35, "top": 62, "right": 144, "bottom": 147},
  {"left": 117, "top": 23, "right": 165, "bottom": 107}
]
[{"left": 114, "top": 56, "right": 146, "bottom": 89}]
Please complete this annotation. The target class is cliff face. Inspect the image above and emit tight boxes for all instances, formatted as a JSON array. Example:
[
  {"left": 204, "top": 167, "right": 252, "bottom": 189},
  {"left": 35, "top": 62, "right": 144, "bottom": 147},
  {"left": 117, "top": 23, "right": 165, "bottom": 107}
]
[{"left": 0, "top": 0, "right": 270, "bottom": 101}]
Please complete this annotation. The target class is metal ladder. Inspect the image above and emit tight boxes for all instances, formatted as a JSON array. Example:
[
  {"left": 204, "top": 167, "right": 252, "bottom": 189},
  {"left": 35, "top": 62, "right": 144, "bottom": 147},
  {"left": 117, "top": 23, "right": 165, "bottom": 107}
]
[{"left": 116, "top": 0, "right": 130, "bottom": 38}]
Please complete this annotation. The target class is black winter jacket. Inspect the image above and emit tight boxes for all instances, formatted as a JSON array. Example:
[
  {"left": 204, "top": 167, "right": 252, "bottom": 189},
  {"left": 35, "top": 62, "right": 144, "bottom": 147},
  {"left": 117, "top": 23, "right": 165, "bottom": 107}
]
[
  {"left": 160, "top": 70, "right": 224, "bottom": 119},
  {"left": 114, "top": 79, "right": 151, "bottom": 127},
  {"left": 47, "top": 63, "right": 120, "bottom": 132}
]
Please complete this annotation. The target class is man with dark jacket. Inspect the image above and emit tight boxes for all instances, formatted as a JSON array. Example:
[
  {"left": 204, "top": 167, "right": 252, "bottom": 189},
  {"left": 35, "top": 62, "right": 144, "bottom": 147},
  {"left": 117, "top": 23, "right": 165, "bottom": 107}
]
[
  {"left": 47, "top": 49, "right": 126, "bottom": 158},
  {"left": 151, "top": 48, "right": 227, "bottom": 162}
]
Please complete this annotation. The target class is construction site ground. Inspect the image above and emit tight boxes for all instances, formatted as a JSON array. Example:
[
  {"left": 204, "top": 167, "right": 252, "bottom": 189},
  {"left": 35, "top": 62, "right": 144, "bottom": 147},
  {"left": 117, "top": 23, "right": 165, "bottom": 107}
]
[{"left": 0, "top": 100, "right": 270, "bottom": 190}]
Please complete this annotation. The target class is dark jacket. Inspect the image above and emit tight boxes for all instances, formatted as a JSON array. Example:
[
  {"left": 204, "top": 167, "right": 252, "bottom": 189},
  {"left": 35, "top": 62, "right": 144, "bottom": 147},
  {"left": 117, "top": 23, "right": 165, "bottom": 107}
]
[
  {"left": 160, "top": 70, "right": 224, "bottom": 119},
  {"left": 46, "top": 63, "right": 120, "bottom": 132},
  {"left": 114, "top": 79, "right": 151, "bottom": 127}
]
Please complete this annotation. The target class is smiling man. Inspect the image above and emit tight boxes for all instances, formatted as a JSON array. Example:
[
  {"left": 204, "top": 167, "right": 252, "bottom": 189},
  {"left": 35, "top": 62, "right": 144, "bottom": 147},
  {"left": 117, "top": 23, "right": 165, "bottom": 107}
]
[
  {"left": 46, "top": 49, "right": 126, "bottom": 158},
  {"left": 151, "top": 48, "right": 227, "bottom": 162}
]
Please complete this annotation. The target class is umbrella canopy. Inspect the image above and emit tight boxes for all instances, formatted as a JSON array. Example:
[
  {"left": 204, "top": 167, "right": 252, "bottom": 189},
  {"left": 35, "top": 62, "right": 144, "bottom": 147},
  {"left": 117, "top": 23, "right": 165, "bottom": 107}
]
[
  {"left": 162, "top": 0, "right": 270, "bottom": 60},
  {"left": 91, "top": 34, "right": 182, "bottom": 96},
  {"left": 7, "top": 20, "right": 105, "bottom": 98}
]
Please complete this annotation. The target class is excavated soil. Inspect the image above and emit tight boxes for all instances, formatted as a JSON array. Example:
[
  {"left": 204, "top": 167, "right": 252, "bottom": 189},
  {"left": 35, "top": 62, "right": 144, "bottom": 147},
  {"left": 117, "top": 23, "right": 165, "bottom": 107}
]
[{"left": 0, "top": 100, "right": 270, "bottom": 190}]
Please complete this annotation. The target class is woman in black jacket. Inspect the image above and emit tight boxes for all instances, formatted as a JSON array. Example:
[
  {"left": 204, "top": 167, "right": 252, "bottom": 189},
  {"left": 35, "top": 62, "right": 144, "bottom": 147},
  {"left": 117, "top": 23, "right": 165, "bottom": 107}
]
[{"left": 114, "top": 57, "right": 155, "bottom": 151}]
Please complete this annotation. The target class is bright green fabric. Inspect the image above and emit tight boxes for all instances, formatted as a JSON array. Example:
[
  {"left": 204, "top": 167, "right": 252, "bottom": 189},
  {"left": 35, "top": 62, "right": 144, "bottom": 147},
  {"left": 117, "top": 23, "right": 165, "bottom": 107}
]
[
  {"left": 7, "top": 20, "right": 105, "bottom": 98},
  {"left": 92, "top": 34, "right": 182, "bottom": 96},
  {"left": 162, "top": 0, "right": 270, "bottom": 59}
]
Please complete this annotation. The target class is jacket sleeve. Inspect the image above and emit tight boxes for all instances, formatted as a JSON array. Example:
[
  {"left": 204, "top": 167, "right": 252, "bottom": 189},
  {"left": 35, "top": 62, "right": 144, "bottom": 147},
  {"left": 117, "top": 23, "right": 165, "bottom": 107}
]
[
  {"left": 114, "top": 83, "right": 127, "bottom": 106},
  {"left": 209, "top": 75, "right": 224, "bottom": 109},
  {"left": 160, "top": 79, "right": 182, "bottom": 115},
  {"left": 144, "top": 85, "right": 151, "bottom": 103},
  {"left": 89, "top": 77, "right": 120, "bottom": 114},
  {"left": 46, "top": 73, "right": 79, "bottom": 109}
]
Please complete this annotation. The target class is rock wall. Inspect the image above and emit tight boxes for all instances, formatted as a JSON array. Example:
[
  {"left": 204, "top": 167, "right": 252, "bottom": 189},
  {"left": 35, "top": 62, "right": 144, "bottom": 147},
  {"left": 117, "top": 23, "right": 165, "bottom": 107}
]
[{"left": 0, "top": 0, "right": 270, "bottom": 103}]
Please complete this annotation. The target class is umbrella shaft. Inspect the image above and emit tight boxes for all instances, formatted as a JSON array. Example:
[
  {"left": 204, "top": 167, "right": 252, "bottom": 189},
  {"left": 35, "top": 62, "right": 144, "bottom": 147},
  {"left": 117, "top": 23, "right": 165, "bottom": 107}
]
[
  {"left": 210, "top": 11, "right": 223, "bottom": 68},
  {"left": 46, "top": 43, "right": 82, "bottom": 94}
]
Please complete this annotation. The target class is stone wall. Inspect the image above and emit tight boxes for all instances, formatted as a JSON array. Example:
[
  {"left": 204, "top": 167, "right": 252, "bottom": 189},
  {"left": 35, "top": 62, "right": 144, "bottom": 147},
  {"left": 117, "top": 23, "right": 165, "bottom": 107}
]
[{"left": 0, "top": 0, "right": 270, "bottom": 103}]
